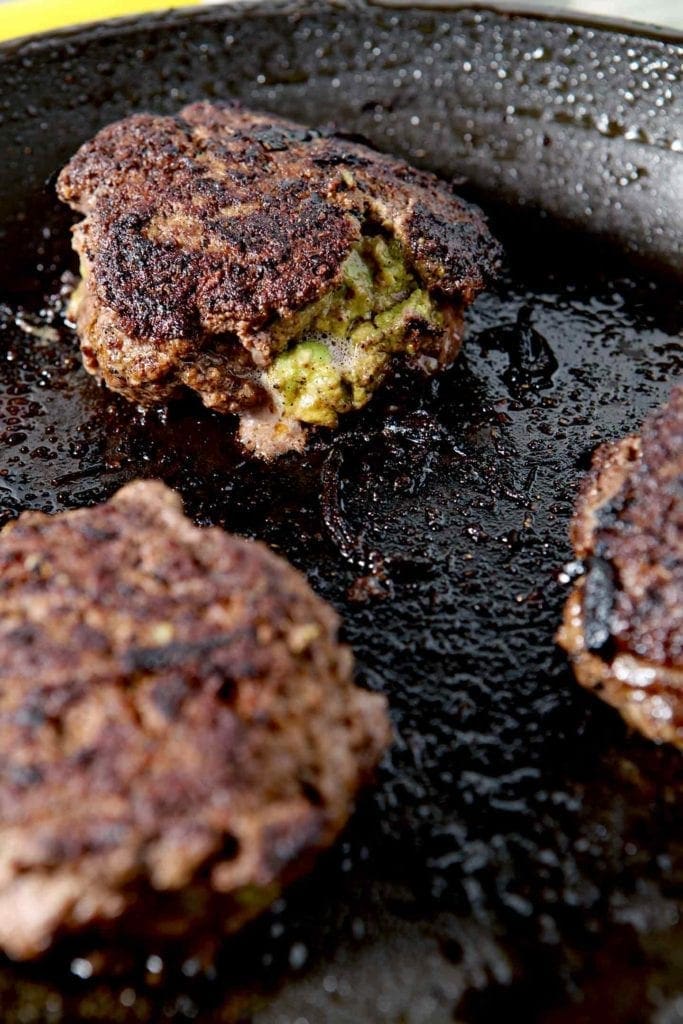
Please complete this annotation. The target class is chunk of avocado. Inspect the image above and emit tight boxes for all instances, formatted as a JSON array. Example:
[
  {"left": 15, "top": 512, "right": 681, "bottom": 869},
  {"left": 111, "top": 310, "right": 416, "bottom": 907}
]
[
  {"left": 267, "top": 236, "right": 443, "bottom": 427},
  {"left": 268, "top": 341, "right": 353, "bottom": 427}
]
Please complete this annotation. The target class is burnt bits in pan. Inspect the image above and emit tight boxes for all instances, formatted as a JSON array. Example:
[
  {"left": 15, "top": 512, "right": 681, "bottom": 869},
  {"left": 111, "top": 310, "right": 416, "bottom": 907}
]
[
  {"left": 474, "top": 304, "right": 558, "bottom": 400},
  {"left": 558, "top": 385, "right": 683, "bottom": 745},
  {"left": 56, "top": 100, "right": 501, "bottom": 459},
  {"left": 0, "top": 480, "right": 390, "bottom": 960}
]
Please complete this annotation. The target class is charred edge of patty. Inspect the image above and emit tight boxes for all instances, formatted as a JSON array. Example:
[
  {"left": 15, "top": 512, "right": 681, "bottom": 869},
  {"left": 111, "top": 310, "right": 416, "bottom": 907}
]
[
  {"left": 558, "top": 581, "right": 683, "bottom": 746},
  {"left": 557, "top": 389, "right": 683, "bottom": 745}
]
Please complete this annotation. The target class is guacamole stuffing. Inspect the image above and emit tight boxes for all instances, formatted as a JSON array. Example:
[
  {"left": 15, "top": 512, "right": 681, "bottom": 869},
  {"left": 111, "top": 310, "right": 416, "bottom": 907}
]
[{"left": 267, "top": 236, "right": 443, "bottom": 427}]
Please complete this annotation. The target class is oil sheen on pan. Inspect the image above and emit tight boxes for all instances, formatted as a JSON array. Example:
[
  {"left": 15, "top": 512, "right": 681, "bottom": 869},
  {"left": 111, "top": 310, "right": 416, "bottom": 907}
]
[{"left": 0, "top": 3, "right": 682, "bottom": 1022}]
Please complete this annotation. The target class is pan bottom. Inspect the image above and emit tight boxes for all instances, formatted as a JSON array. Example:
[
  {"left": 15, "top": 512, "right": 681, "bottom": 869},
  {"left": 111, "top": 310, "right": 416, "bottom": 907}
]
[{"left": 0, "top": 212, "right": 681, "bottom": 1022}]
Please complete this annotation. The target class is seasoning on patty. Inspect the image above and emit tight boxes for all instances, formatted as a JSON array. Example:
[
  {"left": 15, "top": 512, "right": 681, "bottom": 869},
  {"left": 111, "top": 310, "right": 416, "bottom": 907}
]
[
  {"left": 557, "top": 386, "right": 683, "bottom": 745},
  {"left": 57, "top": 101, "right": 501, "bottom": 457},
  {"left": 0, "top": 480, "right": 390, "bottom": 959}
]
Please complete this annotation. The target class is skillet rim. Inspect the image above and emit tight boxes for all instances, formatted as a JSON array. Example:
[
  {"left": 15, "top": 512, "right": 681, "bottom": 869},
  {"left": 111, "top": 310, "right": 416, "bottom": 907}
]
[{"left": 1, "top": 0, "right": 682, "bottom": 56}]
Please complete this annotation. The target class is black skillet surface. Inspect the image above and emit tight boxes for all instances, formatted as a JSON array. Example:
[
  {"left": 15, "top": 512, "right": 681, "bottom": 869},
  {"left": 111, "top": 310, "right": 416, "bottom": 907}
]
[{"left": 0, "top": 3, "right": 682, "bottom": 1021}]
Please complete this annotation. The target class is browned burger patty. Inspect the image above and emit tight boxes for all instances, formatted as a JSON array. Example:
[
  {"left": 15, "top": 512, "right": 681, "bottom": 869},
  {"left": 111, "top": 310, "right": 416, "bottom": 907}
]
[
  {"left": 56, "top": 100, "right": 501, "bottom": 457},
  {"left": 0, "top": 480, "right": 390, "bottom": 960},
  {"left": 557, "top": 385, "right": 683, "bottom": 745}
]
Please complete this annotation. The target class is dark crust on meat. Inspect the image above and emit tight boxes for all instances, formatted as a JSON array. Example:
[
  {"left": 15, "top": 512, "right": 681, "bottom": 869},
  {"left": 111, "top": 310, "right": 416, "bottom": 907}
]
[
  {"left": 0, "top": 480, "right": 390, "bottom": 959},
  {"left": 58, "top": 102, "right": 501, "bottom": 344},
  {"left": 557, "top": 386, "right": 683, "bottom": 745},
  {"left": 56, "top": 102, "right": 501, "bottom": 441}
]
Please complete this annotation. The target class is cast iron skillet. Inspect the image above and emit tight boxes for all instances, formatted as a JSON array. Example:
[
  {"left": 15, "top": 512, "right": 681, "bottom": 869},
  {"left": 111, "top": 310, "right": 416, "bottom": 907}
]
[{"left": 0, "top": 3, "right": 682, "bottom": 1020}]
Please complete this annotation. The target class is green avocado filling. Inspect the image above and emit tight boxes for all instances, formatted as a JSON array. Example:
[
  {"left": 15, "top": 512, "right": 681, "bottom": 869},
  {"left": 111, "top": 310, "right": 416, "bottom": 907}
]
[{"left": 267, "top": 236, "right": 443, "bottom": 427}]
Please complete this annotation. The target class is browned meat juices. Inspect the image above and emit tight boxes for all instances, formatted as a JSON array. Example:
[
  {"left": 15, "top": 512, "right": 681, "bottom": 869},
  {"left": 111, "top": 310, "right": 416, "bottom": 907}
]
[
  {"left": 558, "top": 386, "right": 683, "bottom": 745},
  {"left": 0, "top": 481, "right": 390, "bottom": 959}
]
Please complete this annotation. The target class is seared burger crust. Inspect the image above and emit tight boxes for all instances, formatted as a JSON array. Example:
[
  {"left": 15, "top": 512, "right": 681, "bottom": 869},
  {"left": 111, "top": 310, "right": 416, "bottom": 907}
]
[
  {"left": 0, "top": 481, "right": 390, "bottom": 959},
  {"left": 558, "top": 386, "right": 683, "bottom": 745},
  {"left": 56, "top": 102, "right": 501, "bottom": 449}
]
